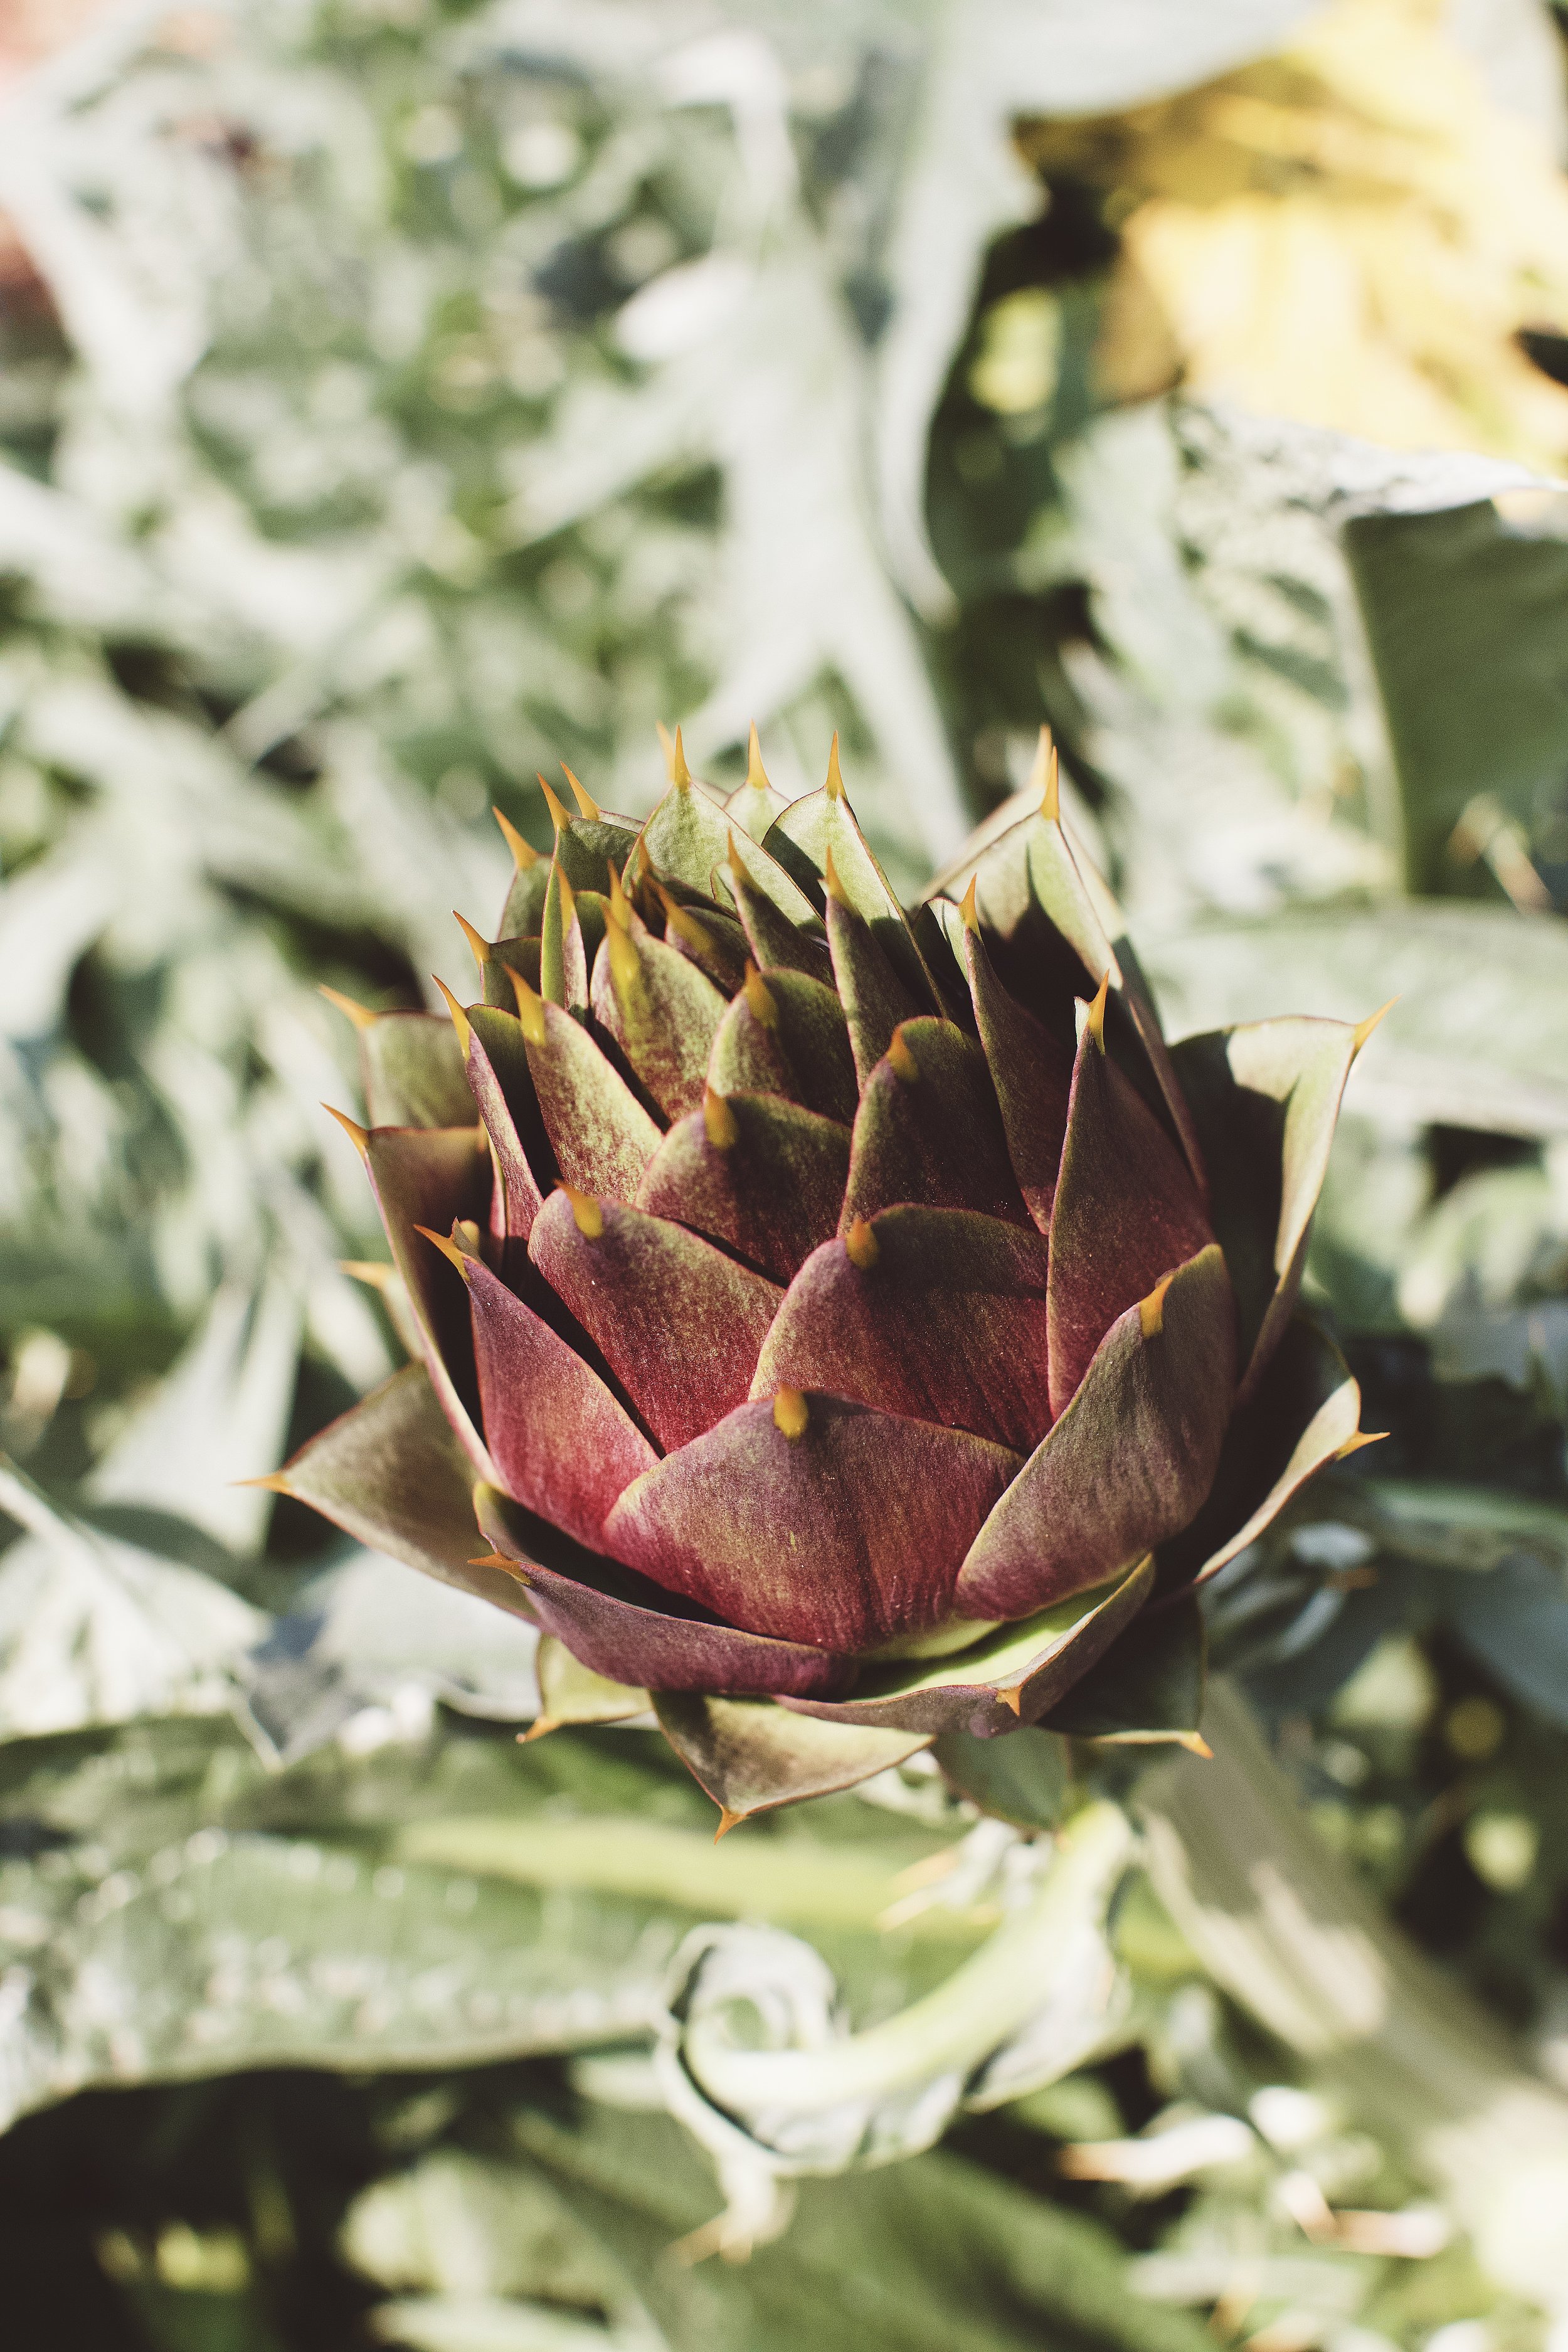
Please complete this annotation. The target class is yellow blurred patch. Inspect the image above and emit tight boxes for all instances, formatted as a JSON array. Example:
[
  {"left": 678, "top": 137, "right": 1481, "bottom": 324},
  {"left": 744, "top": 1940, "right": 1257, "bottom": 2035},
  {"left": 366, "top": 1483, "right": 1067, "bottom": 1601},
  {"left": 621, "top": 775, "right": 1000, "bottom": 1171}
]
[{"left": 1017, "top": 0, "right": 1568, "bottom": 465}]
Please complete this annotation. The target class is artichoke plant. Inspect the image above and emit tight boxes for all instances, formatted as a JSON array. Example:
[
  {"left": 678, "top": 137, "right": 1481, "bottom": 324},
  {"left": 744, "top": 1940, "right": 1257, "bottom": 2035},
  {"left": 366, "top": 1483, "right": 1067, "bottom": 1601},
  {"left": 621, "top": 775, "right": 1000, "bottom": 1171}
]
[{"left": 275, "top": 733, "right": 1379, "bottom": 1821}]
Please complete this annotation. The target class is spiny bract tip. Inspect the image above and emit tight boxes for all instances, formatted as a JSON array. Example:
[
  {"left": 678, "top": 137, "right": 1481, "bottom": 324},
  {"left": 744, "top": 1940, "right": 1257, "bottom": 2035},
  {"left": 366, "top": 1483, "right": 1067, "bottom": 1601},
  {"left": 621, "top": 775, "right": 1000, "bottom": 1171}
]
[
  {"left": 453, "top": 911, "right": 492, "bottom": 972},
  {"left": 319, "top": 983, "right": 376, "bottom": 1029},
  {"left": 561, "top": 763, "right": 598, "bottom": 822},
  {"left": 432, "top": 975, "right": 472, "bottom": 1058},
  {"left": 493, "top": 805, "right": 539, "bottom": 869},
  {"left": 773, "top": 1385, "right": 809, "bottom": 1441},
  {"left": 323, "top": 1104, "right": 370, "bottom": 1156},
  {"left": 537, "top": 772, "right": 572, "bottom": 832},
  {"left": 414, "top": 1222, "right": 474, "bottom": 1278}
]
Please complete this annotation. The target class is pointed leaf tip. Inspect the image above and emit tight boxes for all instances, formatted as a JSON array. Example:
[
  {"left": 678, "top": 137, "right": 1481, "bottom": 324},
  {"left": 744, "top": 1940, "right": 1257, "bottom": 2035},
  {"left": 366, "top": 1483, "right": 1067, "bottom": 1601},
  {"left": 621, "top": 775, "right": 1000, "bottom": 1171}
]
[
  {"left": 432, "top": 975, "right": 472, "bottom": 1059},
  {"left": 453, "top": 911, "right": 492, "bottom": 972},
  {"left": 746, "top": 722, "right": 768, "bottom": 792},
  {"left": 323, "top": 1104, "right": 370, "bottom": 1157},
  {"left": 556, "top": 866, "right": 578, "bottom": 932},
  {"left": 521, "top": 1717, "right": 559, "bottom": 1744},
  {"left": 1336, "top": 1428, "right": 1389, "bottom": 1459},
  {"left": 319, "top": 983, "right": 376, "bottom": 1029},
  {"left": 607, "top": 917, "right": 641, "bottom": 1000},
  {"left": 233, "top": 1471, "right": 290, "bottom": 1494},
  {"left": 413, "top": 1222, "right": 475, "bottom": 1279},
  {"left": 1176, "top": 1732, "right": 1215, "bottom": 1759},
  {"left": 845, "top": 1216, "right": 879, "bottom": 1271},
  {"left": 997, "top": 1683, "right": 1024, "bottom": 1717},
  {"left": 1028, "top": 726, "right": 1059, "bottom": 822},
  {"left": 742, "top": 962, "right": 778, "bottom": 1028},
  {"left": 510, "top": 967, "right": 547, "bottom": 1046},
  {"left": 561, "top": 763, "right": 598, "bottom": 821},
  {"left": 1138, "top": 1271, "right": 1175, "bottom": 1339},
  {"left": 703, "top": 1085, "right": 739, "bottom": 1150},
  {"left": 822, "top": 841, "right": 850, "bottom": 908},
  {"left": 773, "top": 1385, "right": 809, "bottom": 1441},
  {"left": 493, "top": 805, "right": 539, "bottom": 869},
  {"left": 468, "top": 1552, "right": 514, "bottom": 1571},
  {"left": 607, "top": 859, "right": 632, "bottom": 928},
  {"left": 960, "top": 874, "right": 979, "bottom": 931},
  {"left": 1086, "top": 968, "right": 1110, "bottom": 1049},
  {"left": 560, "top": 1182, "right": 604, "bottom": 1240},
  {"left": 536, "top": 772, "right": 571, "bottom": 832},
  {"left": 886, "top": 1024, "right": 918, "bottom": 1083},
  {"left": 824, "top": 731, "right": 845, "bottom": 800},
  {"left": 714, "top": 1806, "right": 745, "bottom": 1840},
  {"left": 657, "top": 723, "right": 692, "bottom": 788},
  {"left": 339, "top": 1259, "right": 395, "bottom": 1290},
  {"left": 1353, "top": 999, "right": 1397, "bottom": 1054}
]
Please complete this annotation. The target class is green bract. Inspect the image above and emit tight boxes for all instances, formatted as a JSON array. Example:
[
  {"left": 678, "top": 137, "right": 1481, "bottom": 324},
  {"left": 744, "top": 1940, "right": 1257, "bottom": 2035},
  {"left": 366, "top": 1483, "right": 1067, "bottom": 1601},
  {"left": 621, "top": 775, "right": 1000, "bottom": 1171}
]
[{"left": 278, "top": 734, "right": 1372, "bottom": 1822}]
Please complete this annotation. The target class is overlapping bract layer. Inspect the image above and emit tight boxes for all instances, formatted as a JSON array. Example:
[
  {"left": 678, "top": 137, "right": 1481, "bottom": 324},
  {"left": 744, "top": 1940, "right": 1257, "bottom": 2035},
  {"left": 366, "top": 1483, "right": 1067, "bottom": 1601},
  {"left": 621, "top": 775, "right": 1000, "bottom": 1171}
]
[{"left": 280, "top": 734, "right": 1375, "bottom": 1820}]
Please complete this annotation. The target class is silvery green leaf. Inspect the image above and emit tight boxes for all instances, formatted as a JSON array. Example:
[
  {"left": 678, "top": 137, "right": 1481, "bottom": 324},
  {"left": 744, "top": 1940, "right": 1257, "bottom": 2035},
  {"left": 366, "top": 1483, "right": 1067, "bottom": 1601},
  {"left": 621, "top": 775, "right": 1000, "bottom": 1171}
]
[
  {"left": 86, "top": 1275, "right": 303, "bottom": 1557},
  {"left": 240, "top": 1549, "right": 541, "bottom": 1766},
  {"left": 0, "top": 1823, "right": 671, "bottom": 2133},
  {"left": 1145, "top": 904, "right": 1568, "bottom": 1136},
  {"left": 0, "top": 1458, "right": 262, "bottom": 1740}
]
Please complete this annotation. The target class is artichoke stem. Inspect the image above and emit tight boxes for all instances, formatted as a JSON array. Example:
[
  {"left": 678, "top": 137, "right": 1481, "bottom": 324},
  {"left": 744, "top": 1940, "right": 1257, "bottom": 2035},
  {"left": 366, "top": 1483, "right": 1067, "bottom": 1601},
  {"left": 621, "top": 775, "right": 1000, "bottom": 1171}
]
[
  {"left": 681, "top": 1798, "right": 1131, "bottom": 2119},
  {"left": 1139, "top": 1679, "right": 1568, "bottom": 2310}
]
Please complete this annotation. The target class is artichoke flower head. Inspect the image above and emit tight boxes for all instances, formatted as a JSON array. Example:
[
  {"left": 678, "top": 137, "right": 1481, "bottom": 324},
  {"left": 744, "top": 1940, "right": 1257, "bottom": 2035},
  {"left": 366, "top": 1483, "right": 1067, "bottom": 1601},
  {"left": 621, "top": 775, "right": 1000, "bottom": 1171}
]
[{"left": 283, "top": 731, "right": 1379, "bottom": 1823}]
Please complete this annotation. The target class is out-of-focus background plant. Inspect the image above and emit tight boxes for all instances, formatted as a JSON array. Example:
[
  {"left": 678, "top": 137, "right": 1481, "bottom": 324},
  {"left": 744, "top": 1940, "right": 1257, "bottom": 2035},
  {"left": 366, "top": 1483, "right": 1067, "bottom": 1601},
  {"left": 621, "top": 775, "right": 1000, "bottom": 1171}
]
[{"left": 7, "top": 0, "right": 1568, "bottom": 2344}]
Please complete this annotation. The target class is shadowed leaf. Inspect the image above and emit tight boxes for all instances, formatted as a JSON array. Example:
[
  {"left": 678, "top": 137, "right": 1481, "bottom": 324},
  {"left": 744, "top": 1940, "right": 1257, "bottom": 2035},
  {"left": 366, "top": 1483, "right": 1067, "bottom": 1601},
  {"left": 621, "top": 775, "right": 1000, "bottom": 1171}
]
[
  {"left": 654, "top": 1694, "right": 930, "bottom": 1823},
  {"left": 959, "top": 1247, "right": 1234, "bottom": 1620}
]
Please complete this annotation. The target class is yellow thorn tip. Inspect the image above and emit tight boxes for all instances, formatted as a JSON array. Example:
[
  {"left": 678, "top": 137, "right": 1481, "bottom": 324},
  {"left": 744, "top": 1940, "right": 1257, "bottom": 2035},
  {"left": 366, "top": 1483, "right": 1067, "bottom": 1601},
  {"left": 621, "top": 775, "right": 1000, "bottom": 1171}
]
[
  {"left": 432, "top": 976, "right": 472, "bottom": 1059},
  {"left": 746, "top": 723, "right": 769, "bottom": 793},
  {"left": 510, "top": 968, "right": 548, "bottom": 1046},
  {"left": 318, "top": 983, "right": 377, "bottom": 1029},
  {"left": 492, "top": 805, "right": 539, "bottom": 869},
  {"left": 339, "top": 1259, "right": 395, "bottom": 1291},
  {"left": 886, "top": 1024, "right": 919, "bottom": 1083},
  {"left": 414, "top": 1223, "right": 474, "bottom": 1279},
  {"left": 773, "top": 1385, "right": 809, "bottom": 1441},
  {"left": 824, "top": 732, "right": 845, "bottom": 800},
  {"left": 453, "top": 912, "right": 492, "bottom": 972},
  {"left": 742, "top": 962, "right": 778, "bottom": 1028},
  {"left": 703, "top": 1085, "right": 739, "bottom": 1150},
  {"left": 997, "top": 1684, "right": 1024, "bottom": 1717},
  {"left": 561, "top": 764, "right": 598, "bottom": 822},
  {"left": 1086, "top": 969, "right": 1110, "bottom": 1051},
  {"left": 561, "top": 1182, "right": 605, "bottom": 1241},
  {"left": 845, "top": 1217, "right": 879, "bottom": 1271},
  {"left": 714, "top": 1807, "right": 745, "bottom": 1840},
  {"left": 1337, "top": 1429, "right": 1389, "bottom": 1460},
  {"left": 657, "top": 723, "right": 692, "bottom": 788},
  {"left": 1139, "top": 1271, "right": 1174, "bottom": 1340},
  {"left": 1030, "top": 726, "right": 1059, "bottom": 822},
  {"left": 235, "top": 1472, "right": 291, "bottom": 1494},
  {"left": 537, "top": 771, "right": 572, "bottom": 832},
  {"left": 822, "top": 842, "right": 850, "bottom": 909},
  {"left": 959, "top": 874, "right": 980, "bottom": 933},
  {"left": 323, "top": 1104, "right": 370, "bottom": 1157},
  {"left": 1353, "top": 999, "right": 1397, "bottom": 1054},
  {"left": 607, "top": 918, "right": 642, "bottom": 1000}
]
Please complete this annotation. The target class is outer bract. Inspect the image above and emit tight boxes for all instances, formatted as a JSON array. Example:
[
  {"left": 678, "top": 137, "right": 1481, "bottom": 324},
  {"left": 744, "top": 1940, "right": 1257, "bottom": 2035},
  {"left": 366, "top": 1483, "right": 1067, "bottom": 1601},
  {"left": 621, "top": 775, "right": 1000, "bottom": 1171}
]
[{"left": 278, "top": 734, "right": 1376, "bottom": 1821}]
